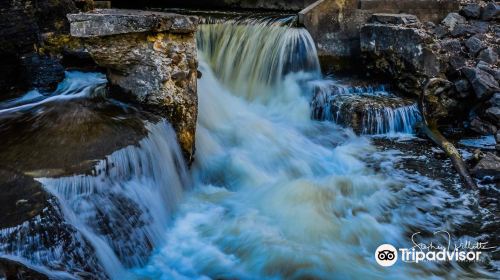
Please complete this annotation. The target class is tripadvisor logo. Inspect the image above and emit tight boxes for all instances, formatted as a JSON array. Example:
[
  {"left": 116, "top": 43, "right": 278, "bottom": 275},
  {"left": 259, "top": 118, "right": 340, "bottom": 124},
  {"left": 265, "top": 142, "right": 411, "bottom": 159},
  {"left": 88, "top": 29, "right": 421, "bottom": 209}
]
[
  {"left": 375, "top": 244, "right": 398, "bottom": 267},
  {"left": 375, "top": 231, "right": 494, "bottom": 267}
]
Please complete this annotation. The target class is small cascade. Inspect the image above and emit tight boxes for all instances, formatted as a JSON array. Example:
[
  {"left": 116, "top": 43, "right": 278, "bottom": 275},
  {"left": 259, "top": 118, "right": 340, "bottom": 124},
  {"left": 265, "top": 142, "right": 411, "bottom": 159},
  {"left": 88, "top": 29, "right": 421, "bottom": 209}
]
[
  {"left": 37, "top": 120, "right": 190, "bottom": 277},
  {"left": 0, "top": 71, "right": 107, "bottom": 113},
  {"left": 311, "top": 81, "right": 422, "bottom": 135},
  {"left": 197, "top": 16, "right": 320, "bottom": 100}
]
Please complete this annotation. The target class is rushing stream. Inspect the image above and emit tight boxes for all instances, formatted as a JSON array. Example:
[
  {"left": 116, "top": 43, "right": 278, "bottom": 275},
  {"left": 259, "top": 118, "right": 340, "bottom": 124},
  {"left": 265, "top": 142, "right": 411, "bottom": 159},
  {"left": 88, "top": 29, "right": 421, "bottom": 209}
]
[{"left": 0, "top": 15, "right": 498, "bottom": 280}]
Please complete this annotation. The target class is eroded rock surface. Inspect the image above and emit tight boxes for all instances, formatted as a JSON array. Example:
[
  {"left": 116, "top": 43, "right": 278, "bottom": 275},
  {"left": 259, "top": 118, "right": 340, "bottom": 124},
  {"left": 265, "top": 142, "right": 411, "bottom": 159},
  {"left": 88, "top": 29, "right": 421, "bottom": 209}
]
[
  {"left": 68, "top": 9, "right": 199, "bottom": 161},
  {"left": 360, "top": 4, "right": 499, "bottom": 137}
]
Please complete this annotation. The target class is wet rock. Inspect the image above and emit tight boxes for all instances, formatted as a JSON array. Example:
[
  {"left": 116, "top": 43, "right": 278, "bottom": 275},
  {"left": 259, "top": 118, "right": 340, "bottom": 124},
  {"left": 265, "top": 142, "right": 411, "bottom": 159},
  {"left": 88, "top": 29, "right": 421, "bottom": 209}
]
[
  {"left": 442, "top": 13, "right": 466, "bottom": 30},
  {"left": 485, "top": 106, "right": 500, "bottom": 123},
  {"left": 472, "top": 152, "right": 500, "bottom": 180},
  {"left": 465, "top": 36, "right": 485, "bottom": 56},
  {"left": 478, "top": 47, "right": 499, "bottom": 65},
  {"left": 68, "top": 9, "right": 199, "bottom": 161},
  {"left": 20, "top": 53, "right": 65, "bottom": 93},
  {"left": 0, "top": 169, "right": 48, "bottom": 229},
  {"left": 369, "top": 13, "right": 421, "bottom": 26},
  {"left": 460, "top": 3, "right": 482, "bottom": 19},
  {"left": 481, "top": 2, "right": 500, "bottom": 21},
  {"left": 0, "top": 258, "right": 49, "bottom": 280},
  {"left": 312, "top": 88, "right": 420, "bottom": 134},
  {"left": 0, "top": 95, "right": 151, "bottom": 177},
  {"left": 454, "top": 79, "right": 471, "bottom": 97},
  {"left": 462, "top": 67, "right": 499, "bottom": 99},
  {"left": 470, "top": 116, "right": 497, "bottom": 135}
]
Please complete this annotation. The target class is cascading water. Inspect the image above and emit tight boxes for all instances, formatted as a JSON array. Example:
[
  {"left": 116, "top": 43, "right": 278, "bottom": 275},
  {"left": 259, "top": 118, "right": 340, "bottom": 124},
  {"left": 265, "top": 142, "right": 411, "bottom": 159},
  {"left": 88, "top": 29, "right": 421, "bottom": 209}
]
[
  {"left": 134, "top": 18, "right": 495, "bottom": 279},
  {"left": 0, "top": 15, "right": 497, "bottom": 280},
  {"left": 311, "top": 81, "right": 422, "bottom": 135}
]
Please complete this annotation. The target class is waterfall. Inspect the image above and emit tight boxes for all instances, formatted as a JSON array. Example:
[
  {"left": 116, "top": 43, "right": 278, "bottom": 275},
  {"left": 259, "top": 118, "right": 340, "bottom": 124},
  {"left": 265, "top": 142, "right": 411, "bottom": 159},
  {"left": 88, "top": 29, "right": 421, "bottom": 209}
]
[
  {"left": 1, "top": 14, "right": 493, "bottom": 280},
  {"left": 0, "top": 72, "right": 191, "bottom": 279},
  {"left": 38, "top": 120, "right": 190, "bottom": 278},
  {"left": 134, "top": 17, "right": 486, "bottom": 280},
  {"left": 197, "top": 17, "right": 320, "bottom": 100},
  {"left": 311, "top": 81, "right": 422, "bottom": 135}
]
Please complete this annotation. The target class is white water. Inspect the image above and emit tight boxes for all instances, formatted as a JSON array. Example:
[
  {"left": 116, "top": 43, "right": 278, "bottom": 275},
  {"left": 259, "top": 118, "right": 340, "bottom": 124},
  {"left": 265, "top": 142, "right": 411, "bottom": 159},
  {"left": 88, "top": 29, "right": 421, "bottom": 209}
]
[
  {"left": 1, "top": 17, "right": 495, "bottom": 280},
  {"left": 311, "top": 81, "right": 422, "bottom": 136},
  {"left": 38, "top": 120, "right": 190, "bottom": 279},
  {"left": 132, "top": 21, "right": 490, "bottom": 279},
  {"left": 0, "top": 71, "right": 106, "bottom": 114}
]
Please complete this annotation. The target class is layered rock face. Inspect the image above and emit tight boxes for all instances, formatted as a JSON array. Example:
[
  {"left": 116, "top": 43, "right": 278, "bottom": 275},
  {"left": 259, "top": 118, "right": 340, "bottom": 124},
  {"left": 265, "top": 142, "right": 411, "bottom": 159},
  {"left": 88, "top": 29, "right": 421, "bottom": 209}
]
[
  {"left": 299, "top": 0, "right": 459, "bottom": 72},
  {"left": 68, "top": 9, "right": 199, "bottom": 161},
  {"left": 360, "top": 2, "right": 500, "bottom": 152}
]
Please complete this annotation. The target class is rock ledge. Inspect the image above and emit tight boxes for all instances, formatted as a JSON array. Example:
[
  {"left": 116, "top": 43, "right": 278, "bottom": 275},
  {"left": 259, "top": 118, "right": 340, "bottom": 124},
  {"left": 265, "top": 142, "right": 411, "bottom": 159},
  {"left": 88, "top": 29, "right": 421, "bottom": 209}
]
[{"left": 68, "top": 9, "right": 198, "bottom": 37}]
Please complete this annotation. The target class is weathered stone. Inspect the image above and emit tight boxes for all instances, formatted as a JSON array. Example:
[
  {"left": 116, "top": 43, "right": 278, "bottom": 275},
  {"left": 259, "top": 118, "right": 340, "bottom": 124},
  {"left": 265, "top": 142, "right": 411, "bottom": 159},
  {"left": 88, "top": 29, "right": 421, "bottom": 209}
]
[
  {"left": 442, "top": 12, "right": 466, "bottom": 30},
  {"left": 460, "top": 3, "right": 482, "bottom": 19},
  {"left": 470, "top": 116, "right": 497, "bottom": 135},
  {"left": 450, "top": 22, "right": 488, "bottom": 37},
  {"left": 299, "top": 0, "right": 458, "bottom": 72},
  {"left": 368, "top": 13, "right": 421, "bottom": 26},
  {"left": 462, "top": 67, "right": 500, "bottom": 99},
  {"left": 68, "top": 9, "right": 199, "bottom": 161},
  {"left": 465, "top": 36, "right": 485, "bottom": 56},
  {"left": 360, "top": 24, "right": 439, "bottom": 94},
  {"left": 481, "top": 2, "right": 500, "bottom": 21},
  {"left": 68, "top": 9, "right": 198, "bottom": 37},
  {"left": 472, "top": 152, "right": 500, "bottom": 180},
  {"left": 449, "top": 55, "right": 467, "bottom": 71},
  {"left": 489, "top": 92, "right": 500, "bottom": 107},
  {"left": 477, "top": 61, "right": 500, "bottom": 81},
  {"left": 454, "top": 79, "right": 471, "bottom": 95},
  {"left": 485, "top": 106, "right": 500, "bottom": 123},
  {"left": 441, "top": 38, "right": 462, "bottom": 53},
  {"left": 432, "top": 25, "right": 450, "bottom": 38},
  {"left": 478, "top": 47, "right": 499, "bottom": 65}
]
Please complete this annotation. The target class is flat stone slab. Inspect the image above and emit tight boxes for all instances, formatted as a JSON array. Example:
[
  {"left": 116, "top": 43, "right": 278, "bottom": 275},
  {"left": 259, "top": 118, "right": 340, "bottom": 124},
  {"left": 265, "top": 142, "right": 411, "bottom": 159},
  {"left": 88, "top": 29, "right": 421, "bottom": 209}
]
[
  {"left": 369, "top": 13, "right": 420, "bottom": 26},
  {"left": 68, "top": 9, "right": 198, "bottom": 37}
]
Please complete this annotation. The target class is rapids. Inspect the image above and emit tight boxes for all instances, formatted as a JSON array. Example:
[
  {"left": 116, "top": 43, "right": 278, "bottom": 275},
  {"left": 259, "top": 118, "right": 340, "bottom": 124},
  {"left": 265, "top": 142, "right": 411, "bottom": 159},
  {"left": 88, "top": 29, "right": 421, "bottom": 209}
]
[{"left": 0, "top": 15, "right": 497, "bottom": 280}]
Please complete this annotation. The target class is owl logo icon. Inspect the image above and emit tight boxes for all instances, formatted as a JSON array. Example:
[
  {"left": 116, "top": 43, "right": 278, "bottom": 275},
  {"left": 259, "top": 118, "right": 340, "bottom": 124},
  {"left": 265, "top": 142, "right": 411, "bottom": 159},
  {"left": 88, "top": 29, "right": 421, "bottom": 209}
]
[{"left": 375, "top": 244, "right": 398, "bottom": 267}]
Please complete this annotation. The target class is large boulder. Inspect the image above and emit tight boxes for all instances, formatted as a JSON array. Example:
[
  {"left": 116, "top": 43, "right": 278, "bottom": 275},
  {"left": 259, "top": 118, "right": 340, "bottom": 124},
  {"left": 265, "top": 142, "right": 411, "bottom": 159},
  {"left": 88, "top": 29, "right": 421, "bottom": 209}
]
[
  {"left": 68, "top": 9, "right": 199, "bottom": 161},
  {"left": 360, "top": 21, "right": 440, "bottom": 95},
  {"left": 481, "top": 2, "right": 500, "bottom": 21},
  {"left": 462, "top": 67, "right": 499, "bottom": 100},
  {"left": 472, "top": 152, "right": 500, "bottom": 180}
]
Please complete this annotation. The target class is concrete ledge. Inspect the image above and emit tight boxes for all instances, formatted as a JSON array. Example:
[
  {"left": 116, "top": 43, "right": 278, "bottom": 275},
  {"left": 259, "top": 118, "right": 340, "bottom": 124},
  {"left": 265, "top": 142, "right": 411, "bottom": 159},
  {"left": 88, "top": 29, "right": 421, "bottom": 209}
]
[{"left": 67, "top": 9, "right": 198, "bottom": 37}]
